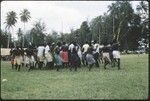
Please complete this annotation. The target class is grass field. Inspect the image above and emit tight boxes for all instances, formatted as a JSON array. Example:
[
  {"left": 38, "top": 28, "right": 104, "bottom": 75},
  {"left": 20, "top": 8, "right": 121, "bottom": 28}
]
[{"left": 1, "top": 54, "right": 149, "bottom": 99}]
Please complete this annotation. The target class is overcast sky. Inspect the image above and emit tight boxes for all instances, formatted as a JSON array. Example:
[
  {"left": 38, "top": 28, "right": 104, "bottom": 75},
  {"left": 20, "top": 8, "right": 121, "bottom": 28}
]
[{"left": 1, "top": 1, "right": 140, "bottom": 39}]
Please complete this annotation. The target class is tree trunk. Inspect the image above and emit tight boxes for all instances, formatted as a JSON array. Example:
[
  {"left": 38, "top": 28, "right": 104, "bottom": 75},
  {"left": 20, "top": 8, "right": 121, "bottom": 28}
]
[
  {"left": 22, "top": 23, "right": 25, "bottom": 47},
  {"left": 7, "top": 29, "right": 11, "bottom": 48},
  {"left": 7, "top": 33, "right": 10, "bottom": 48}
]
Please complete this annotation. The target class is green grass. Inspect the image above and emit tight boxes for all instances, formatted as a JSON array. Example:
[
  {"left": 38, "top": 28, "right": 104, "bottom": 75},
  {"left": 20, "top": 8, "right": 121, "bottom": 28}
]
[{"left": 1, "top": 54, "right": 148, "bottom": 99}]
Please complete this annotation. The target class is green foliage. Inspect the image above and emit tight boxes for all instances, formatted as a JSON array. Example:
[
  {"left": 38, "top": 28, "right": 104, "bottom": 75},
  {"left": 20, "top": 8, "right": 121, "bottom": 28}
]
[
  {"left": 29, "top": 20, "right": 46, "bottom": 45},
  {"left": 20, "top": 9, "right": 31, "bottom": 23},
  {"left": 79, "top": 21, "right": 91, "bottom": 44},
  {"left": 2, "top": 1, "right": 149, "bottom": 50},
  {"left": 20, "top": 9, "right": 31, "bottom": 47},
  {"left": 4, "top": 11, "right": 18, "bottom": 48},
  {"left": 1, "top": 30, "right": 8, "bottom": 48}
]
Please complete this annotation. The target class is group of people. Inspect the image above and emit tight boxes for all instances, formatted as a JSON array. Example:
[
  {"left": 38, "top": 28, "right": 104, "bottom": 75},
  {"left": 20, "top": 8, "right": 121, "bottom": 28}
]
[{"left": 10, "top": 39, "right": 121, "bottom": 72}]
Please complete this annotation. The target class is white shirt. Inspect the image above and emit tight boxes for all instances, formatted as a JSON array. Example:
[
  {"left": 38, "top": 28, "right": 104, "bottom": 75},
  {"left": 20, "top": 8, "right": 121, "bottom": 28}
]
[
  {"left": 45, "top": 45, "right": 50, "bottom": 54},
  {"left": 68, "top": 44, "right": 75, "bottom": 53},
  {"left": 94, "top": 43, "right": 100, "bottom": 53},
  {"left": 37, "top": 46, "right": 45, "bottom": 56},
  {"left": 99, "top": 45, "right": 104, "bottom": 49},
  {"left": 82, "top": 44, "right": 89, "bottom": 53}
]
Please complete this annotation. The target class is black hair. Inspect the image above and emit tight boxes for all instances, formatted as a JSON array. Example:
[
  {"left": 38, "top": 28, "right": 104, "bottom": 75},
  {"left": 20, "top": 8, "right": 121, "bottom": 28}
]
[
  {"left": 72, "top": 48, "right": 77, "bottom": 54},
  {"left": 113, "top": 39, "right": 117, "bottom": 43},
  {"left": 63, "top": 42, "right": 66, "bottom": 45},
  {"left": 87, "top": 47, "right": 93, "bottom": 54},
  {"left": 94, "top": 40, "right": 97, "bottom": 44},
  {"left": 85, "top": 41, "right": 88, "bottom": 44}
]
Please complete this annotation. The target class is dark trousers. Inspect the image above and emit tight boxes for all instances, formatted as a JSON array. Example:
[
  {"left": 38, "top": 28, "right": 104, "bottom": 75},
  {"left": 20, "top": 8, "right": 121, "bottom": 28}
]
[
  {"left": 82, "top": 53, "right": 88, "bottom": 66},
  {"left": 93, "top": 52, "right": 99, "bottom": 67},
  {"left": 46, "top": 62, "right": 53, "bottom": 69},
  {"left": 70, "top": 66, "right": 77, "bottom": 71},
  {"left": 56, "top": 65, "right": 62, "bottom": 71},
  {"left": 15, "top": 64, "right": 21, "bottom": 71},
  {"left": 89, "top": 64, "right": 94, "bottom": 71},
  {"left": 113, "top": 58, "right": 120, "bottom": 70},
  {"left": 38, "top": 62, "right": 43, "bottom": 69}
]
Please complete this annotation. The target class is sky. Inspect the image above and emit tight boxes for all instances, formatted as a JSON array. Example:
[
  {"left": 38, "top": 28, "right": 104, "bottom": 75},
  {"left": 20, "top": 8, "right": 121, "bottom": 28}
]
[{"left": 1, "top": 1, "right": 140, "bottom": 40}]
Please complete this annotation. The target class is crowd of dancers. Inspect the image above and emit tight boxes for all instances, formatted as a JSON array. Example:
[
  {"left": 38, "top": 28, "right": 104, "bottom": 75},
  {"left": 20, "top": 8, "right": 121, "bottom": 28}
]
[{"left": 10, "top": 39, "right": 121, "bottom": 72}]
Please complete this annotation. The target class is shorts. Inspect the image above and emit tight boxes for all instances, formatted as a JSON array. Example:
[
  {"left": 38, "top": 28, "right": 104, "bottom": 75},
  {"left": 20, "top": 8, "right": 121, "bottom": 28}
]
[
  {"left": 103, "top": 52, "right": 111, "bottom": 62},
  {"left": 45, "top": 53, "right": 53, "bottom": 62},
  {"left": 37, "top": 55, "right": 45, "bottom": 62},
  {"left": 14, "top": 55, "right": 22, "bottom": 65},
  {"left": 25, "top": 56, "right": 35, "bottom": 65},
  {"left": 113, "top": 51, "right": 120, "bottom": 59}
]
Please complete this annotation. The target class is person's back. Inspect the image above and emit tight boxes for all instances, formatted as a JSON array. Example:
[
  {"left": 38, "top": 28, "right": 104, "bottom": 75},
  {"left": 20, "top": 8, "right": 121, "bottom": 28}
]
[
  {"left": 14, "top": 48, "right": 22, "bottom": 56},
  {"left": 13, "top": 46, "right": 22, "bottom": 71},
  {"left": 68, "top": 43, "right": 74, "bottom": 53},
  {"left": 37, "top": 45, "right": 45, "bottom": 57},
  {"left": 86, "top": 54, "right": 95, "bottom": 65},
  {"left": 37, "top": 44, "right": 45, "bottom": 69},
  {"left": 112, "top": 43, "right": 119, "bottom": 51},
  {"left": 26, "top": 48, "right": 33, "bottom": 57},
  {"left": 112, "top": 42, "right": 121, "bottom": 70},
  {"left": 82, "top": 43, "right": 89, "bottom": 53},
  {"left": 70, "top": 48, "right": 79, "bottom": 71},
  {"left": 86, "top": 47, "right": 95, "bottom": 65},
  {"left": 61, "top": 50, "right": 69, "bottom": 63}
]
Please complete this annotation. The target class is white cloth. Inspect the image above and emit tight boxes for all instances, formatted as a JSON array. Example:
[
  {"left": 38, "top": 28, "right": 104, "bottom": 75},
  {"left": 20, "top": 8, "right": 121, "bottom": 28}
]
[
  {"left": 82, "top": 44, "right": 89, "bottom": 53},
  {"left": 77, "top": 49, "right": 82, "bottom": 60},
  {"left": 113, "top": 50, "right": 120, "bottom": 59},
  {"left": 45, "top": 53, "right": 53, "bottom": 62},
  {"left": 45, "top": 45, "right": 50, "bottom": 54},
  {"left": 93, "top": 43, "right": 100, "bottom": 53},
  {"left": 25, "top": 56, "right": 35, "bottom": 65},
  {"left": 68, "top": 44, "right": 75, "bottom": 53},
  {"left": 37, "top": 46, "right": 45, "bottom": 57},
  {"left": 99, "top": 45, "right": 104, "bottom": 49}
]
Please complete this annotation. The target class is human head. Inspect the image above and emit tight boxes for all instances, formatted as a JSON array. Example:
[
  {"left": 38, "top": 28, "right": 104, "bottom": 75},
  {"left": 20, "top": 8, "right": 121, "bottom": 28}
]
[{"left": 85, "top": 41, "right": 88, "bottom": 44}]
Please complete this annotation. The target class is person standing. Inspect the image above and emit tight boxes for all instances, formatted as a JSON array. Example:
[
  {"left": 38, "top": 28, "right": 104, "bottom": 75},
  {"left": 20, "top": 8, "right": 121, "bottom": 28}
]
[
  {"left": 45, "top": 43, "right": 53, "bottom": 69},
  {"left": 102, "top": 42, "right": 111, "bottom": 69},
  {"left": 99, "top": 43, "right": 104, "bottom": 64},
  {"left": 68, "top": 41, "right": 75, "bottom": 66},
  {"left": 75, "top": 43, "right": 82, "bottom": 67},
  {"left": 92, "top": 40, "right": 100, "bottom": 67},
  {"left": 70, "top": 48, "right": 80, "bottom": 71},
  {"left": 86, "top": 47, "right": 96, "bottom": 71},
  {"left": 54, "top": 47, "right": 63, "bottom": 71},
  {"left": 25, "top": 45, "right": 35, "bottom": 71},
  {"left": 82, "top": 41, "right": 89, "bottom": 66},
  {"left": 10, "top": 48, "right": 15, "bottom": 69},
  {"left": 37, "top": 43, "right": 45, "bottom": 69},
  {"left": 60, "top": 46, "right": 69, "bottom": 68},
  {"left": 112, "top": 40, "right": 121, "bottom": 70},
  {"left": 13, "top": 45, "right": 22, "bottom": 71}
]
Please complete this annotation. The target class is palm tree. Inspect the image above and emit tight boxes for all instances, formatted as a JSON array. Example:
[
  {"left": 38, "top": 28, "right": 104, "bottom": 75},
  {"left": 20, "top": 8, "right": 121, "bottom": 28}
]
[
  {"left": 17, "top": 28, "right": 23, "bottom": 44},
  {"left": 20, "top": 9, "right": 31, "bottom": 47},
  {"left": 4, "top": 11, "right": 18, "bottom": 48}
]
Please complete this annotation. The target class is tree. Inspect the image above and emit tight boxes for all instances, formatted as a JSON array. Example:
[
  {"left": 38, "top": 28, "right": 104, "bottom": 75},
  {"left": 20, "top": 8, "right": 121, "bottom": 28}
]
[
  {"left": 30, "top": 20, "right": 46, "bottom": 45},
  {"left": 136, "top": 1, "right": 149, "bottom": 44},
  {"left": 4, "top": 11, "right": 18, "bottom": 48},
  {"left": 108, "top": 1, "right": 134, "bottom": 42},
  {"left": 16, "top": 28, "right": 23, "bottom": 46},
  {"left": 20, "top": 9, "right": 31, "bottom": 47},
  {"left": 79, "top": 21, "right": 90, "bottom": 45},
  {"left": 1, "top": 29, "right": 8, "bottom": 48}
]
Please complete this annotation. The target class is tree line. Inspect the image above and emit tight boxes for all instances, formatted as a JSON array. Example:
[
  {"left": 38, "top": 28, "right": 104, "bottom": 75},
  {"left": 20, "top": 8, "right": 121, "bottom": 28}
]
[{"left": 1, "top": 1, "right": 149, "bottom": 52}]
